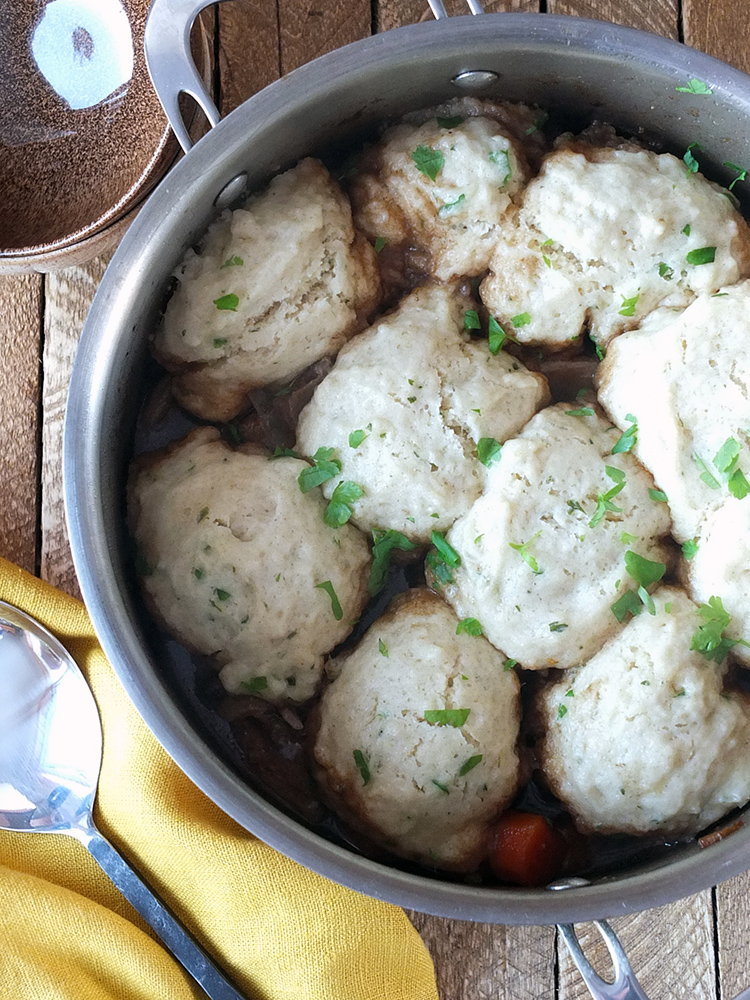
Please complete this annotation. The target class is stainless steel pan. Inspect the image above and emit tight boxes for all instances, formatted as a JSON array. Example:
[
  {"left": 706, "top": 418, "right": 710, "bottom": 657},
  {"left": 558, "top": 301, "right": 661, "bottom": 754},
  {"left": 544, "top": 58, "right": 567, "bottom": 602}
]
[{"left": 64, "top": 0, "right": 750, "bottom": 946}]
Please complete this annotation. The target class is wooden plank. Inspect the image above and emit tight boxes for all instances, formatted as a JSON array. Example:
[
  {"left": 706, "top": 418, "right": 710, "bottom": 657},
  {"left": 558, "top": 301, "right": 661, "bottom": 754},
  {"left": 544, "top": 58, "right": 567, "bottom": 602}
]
[
  {"left": 218, "top": 0, "right": 280, "bottom": 114},
  {"left": 558, "top": 895, "right": 717, "bottom": 999},
  {"left": 547, "top": 0, "right": 678, "bottom": 36},
  {"left": 683, "top": 0, "right": 750, "bottom": 75},
  {"left": 0, "top": 274, "right": 42, "bottom": 573},
  {"left": 409, "top": 913, "right": 556, "bottom": 1000},
  {"left": 717, "top": 872, "right": 750, "bottom": 1000},
  {"left": 278, "top": 0, "right": 371, "bottom": 73},
  {"left": 41, "top": 256, "right": 111, "bottom": 598}
]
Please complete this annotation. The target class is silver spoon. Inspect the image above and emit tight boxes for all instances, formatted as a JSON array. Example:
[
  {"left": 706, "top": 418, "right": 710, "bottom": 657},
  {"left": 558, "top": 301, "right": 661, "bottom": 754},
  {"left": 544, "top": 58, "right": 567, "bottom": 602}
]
[{"left": 0, "top": 599, "right": 245, "bottom": 1000}]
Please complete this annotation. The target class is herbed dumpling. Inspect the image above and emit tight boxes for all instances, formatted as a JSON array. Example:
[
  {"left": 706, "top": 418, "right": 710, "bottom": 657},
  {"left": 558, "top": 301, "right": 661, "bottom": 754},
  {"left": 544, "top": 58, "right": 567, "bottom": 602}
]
[
  {"left": 597, "top": 281, "right": 750, "bottom": 543},
  {"left": 127, "top": 427, "right": 371, "bottom": 703},
  {"left": 153, "top": 158, "right": 381, "bottom": 423},
  {"left": 480, "top": 146, "right": 750, "bottom": 350},
  {"left": 538, "top": 586, "right": 750, "bottom": 836},
  {"left": 350, "top": 111, "right": 531, "bottom": 281},
  {"left": 313, "top": 589, "right": 521, "bottom": 871},
  {"left": 429, "top": 403, "right": 672, "bottom": 669},
  {"left": 295, "top": 283, "right": 550, "bottom": 544}
]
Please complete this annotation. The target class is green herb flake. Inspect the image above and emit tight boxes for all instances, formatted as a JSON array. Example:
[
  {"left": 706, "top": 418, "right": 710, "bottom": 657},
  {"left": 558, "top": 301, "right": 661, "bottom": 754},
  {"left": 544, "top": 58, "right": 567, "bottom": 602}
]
[
  {"left": 221, "top": 255, "right": 244, "bottom": 268},
  {"left": 589, "top": 467, "right": 626, "bottom": 528},
  {"left": 464, "top": 309, "right": 482, "bottom": 332},
  {"left": 438, "top": 193, "right": 466, "bottom": 217},
  {"left": 368, "top": 529, "right": 416, "bottom": 595},
  {"left": 271, "top": 446, "right": 302, "bottom": 460},
  {"left": 549, "top": 621, "right": 568, "bottom": 632},
  {"left": 690, "top": 595, "right": 750, "bottom": 663},
  {"left": 476, "top": 437, "right": 502, "bottom": 468},
  {"left": 193, "top": 567, "right": 204, "bottom": 580},
  {"left": 620, "top": 531, "right": 638, "bottom": 544},
  {"left": 590, "top": 333, "right": 605, "bottom": 361},
  {"left": 675, "top": 78, "right": 713, "bottom": 95},
  {"left": 618, "top": 293, "right": 640, "bottom": 317},
  {"left": 412, "top": 145, "right": 445, "bottom": 181},
  {"left": 213, "top": 293, "right": 239, "bottom": 311},
  {"left": 504, "top": 658, "right": 518, "bottom": 671},
  {"left": 214, "top": 588, "right": 231, "bottom": 601},
  {"left": 682, "top": 224, "right": 692, "bottom": 236},
  {"left": 724, "top": 160, "right": 749, "bottom": 191},
  {"left": 197, "top": 506, "right": 210, "bottom": 522},
  {"left": 624, "top": 550, "right": 667, "bottom": 588},
  {"left": 511, "top": 312, "right": 531, "bottom": 328},
  {"left": 557, "top": 704, "right": 568, "bottom": 719},
  {"left": 612, "top": 414, "right": 638, "bottom": 454},
  {"left": 315, "top": 580, "right": 343, "bottom": 620},
  {"left": 437, "top": 115, "right": 464, "bottom": 129},
  {"left": 298, "top": 447, "right": 342, "bottom": 493},
  {"left": 566, "top": 407, "right": 595, "bottom": 417},
  {"left": 687, "top": 246, "right": 716, "bottom": 265},
  {"left": 488, "top": 315, "right": 515, "bottom": 354},
  {"left": 509, "top": 529, "right": 543, "bottom": 574},
  {"left": 324, "top": 480, "right": 364, "bottom": 527},
  {"left": 489, "top": 148, "right": 512, "bottom": 184},
  {"left": 683, "top": 142, "right": 703, "bottom": 173},
  {"left": 728, "top": 467, "right": 750, "bottom": 499},
  {"left": 349, "top": 429, "right": 367, "bottom": 448},
  {"left": 432, "top": 780, "right": 450, "bottom": 794},
  {"left": 459, "top": 755, "right": 483, "bottom": 776},
  {"left": 693, "top": 452, "right": 721, "bottom": 489},
  {"left": 213, "top": 337, "right": 227, "bottom": 348},
  {"left": 353, "top": 749, "right": 371, "bottom": 785},
  {"left": 658, "top": 262, "right": 674, "bottom": 281},
  {"left": 374, "top": 236, "right": 387, "bottom": 253},
  {"left": 611, "top": 589, "right": 643, "bottom": 623},
  {"left": 649, "top": 488, "right": 668, "bottom": 503},
  {"left": 241, "top": 676, "right": 268, "bottom": 694},
  {"left": 567, "top": 500, "right": 586, "bottom": 514},
  {"left": 378, "top": 638, "right": 389, "bottom": 657},
  {"left": 456, "top": 617, "right": 483, "bottom": 636},
  {"left": 423, "top": 708, "right": 471, "bottom": 728},
  {"left": 682, "top": 538, "right": 699, "bottom": 560}
]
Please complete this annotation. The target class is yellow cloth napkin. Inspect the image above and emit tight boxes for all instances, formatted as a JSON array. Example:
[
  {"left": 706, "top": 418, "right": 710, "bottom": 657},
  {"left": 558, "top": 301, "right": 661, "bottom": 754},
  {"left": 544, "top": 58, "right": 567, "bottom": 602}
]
[{"left": 0, "top": 558, "right": 438, "bottom": 1000}]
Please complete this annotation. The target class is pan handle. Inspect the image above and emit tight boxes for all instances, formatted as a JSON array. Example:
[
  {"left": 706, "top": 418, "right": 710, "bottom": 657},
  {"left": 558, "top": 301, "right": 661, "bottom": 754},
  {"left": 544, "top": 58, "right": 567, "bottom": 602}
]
[
  {"left": 144, "top": 0, "right": 486, "bottom": 153},
  {"left": 557, "top": 921, "right": 651, "bottom": 1000}
]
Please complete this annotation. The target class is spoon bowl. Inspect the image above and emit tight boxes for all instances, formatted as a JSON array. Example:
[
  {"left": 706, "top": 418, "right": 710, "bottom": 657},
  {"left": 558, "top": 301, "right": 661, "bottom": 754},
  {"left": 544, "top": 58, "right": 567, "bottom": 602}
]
[{"left": 0, "top": 598, "right": 244, "bottom": 1000}]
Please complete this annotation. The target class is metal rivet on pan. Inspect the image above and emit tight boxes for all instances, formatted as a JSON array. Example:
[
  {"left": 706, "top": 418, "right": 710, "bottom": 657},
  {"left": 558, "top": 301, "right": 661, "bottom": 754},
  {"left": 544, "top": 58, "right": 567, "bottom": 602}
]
[
  {"left": 214, "top": 172, "right": 248, "bottom": 210},
  {"left": 452, "top": 70, "right": 499, "bottom": 90}
]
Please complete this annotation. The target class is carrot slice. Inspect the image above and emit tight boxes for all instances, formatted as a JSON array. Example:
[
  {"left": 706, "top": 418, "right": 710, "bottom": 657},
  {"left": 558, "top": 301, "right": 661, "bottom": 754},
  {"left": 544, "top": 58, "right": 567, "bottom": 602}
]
[{"left": 490, "top": 810, "right": 566, "bottom": 887}]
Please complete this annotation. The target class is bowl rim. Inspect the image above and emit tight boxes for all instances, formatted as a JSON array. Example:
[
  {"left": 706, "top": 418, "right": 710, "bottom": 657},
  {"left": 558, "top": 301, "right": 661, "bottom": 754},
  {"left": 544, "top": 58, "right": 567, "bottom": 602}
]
[{"left": 64, "top": 11, "right": 750, "bottom": 925}]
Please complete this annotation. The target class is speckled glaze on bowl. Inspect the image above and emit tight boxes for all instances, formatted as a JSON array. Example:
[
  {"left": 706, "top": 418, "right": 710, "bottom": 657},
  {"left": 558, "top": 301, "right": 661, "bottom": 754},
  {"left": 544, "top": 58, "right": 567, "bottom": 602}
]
[{"left": 0, "top": 0, "right": 208, "bottom": 272}]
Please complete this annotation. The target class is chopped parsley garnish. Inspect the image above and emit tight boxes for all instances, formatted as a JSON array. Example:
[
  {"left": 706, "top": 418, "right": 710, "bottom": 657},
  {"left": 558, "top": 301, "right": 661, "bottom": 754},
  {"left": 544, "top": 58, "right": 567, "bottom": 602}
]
[
  {"left": 373, "top": 236, "right": 387, "bottom": 253},
  {"left": 589, "top": 465, "right": 626, "bottom": 528},
  {"left": 612, "top": 413, "right": 638, "bottom": 454},
  {"left": 618, "top": 293, "right": 640, "bottom": 317},
  {"left": 649, "top": 489, "right": 668, "bottom": 503},
  {"left": 197, "top": 506, "right": 209, "bottom": 522},
  {"left": 324, "top": 480, "right": 363, "bottom": 527},
  {"left": 368, "top": 529, "right": 416, "bottom": 594},
  {"left": 504, "top": 658, "right": 518, "bottom": 671},
  {"left": 488, "top": 315, "right": 517, "bottom": 354},
  {"left": 557, "top": 704, "right": 568, "bottom": 719},
  {"left": 353, "top": 749, "right": 371, "bottom": 785},
  {"left": 213, "top": 337, "right": 227, "bottom": 348},
  {"left": 620, "top": 531, "right": 638, "bottom": 544},
  {"left": 437, "top": 115, "right": 464, "bottom": 129},
  {"left": 724, "top": 161, "right": 749, "bottom": 191},
  {"left": 423, "top": 708, "right": 471, "bottom": 727},
  {"left": 213, "top": 293, "right": 239, "bottom": 311},
  {"left": 241, "top": 676, "right": 268, "bottom": 694},
  {"left": 658, "top": 262, "right": 674, "bottom": 281},
  {"left": 349, "top": 429, "right": 367, "bottom": 448},
  {"left": 611, "top": 550, "right": 667, "bottom": 622},
  {"left": 682, "top": 538, "right": 699, "bottom": 560},
  {"left": 432, "top": 780, "right": 450, "bottom": 794},
  {"left": 489, "top": 148, "right": 512, "bottom": 184},
  {"left": 611, "top": 590, "right": 643, "bottom": 623},
  {"left": 298, "top": 446, "right": 342, "bottom": 493},
  {"left": 464, "top": 309, "right": 482, "bottom": 331},
  {"left": 425, "top": 530, "right": 461, "bottom": 589},
  {"left": 683, "top": 142, "right": 702, "bottom": 173},
  {"left": 549, "top": 621, "right": 568, "bottom": 632},
  {"left": 438, "top": 193, "right": 466, "bottom": 217},
  {"left": 690, "top": 596, "right": 750, "bottom": 663},
  {"left": 566, "top": 407, "right": 594, "bottom": 417},
  {"left": 682, "top": 224, "right": 692, "bottom": 236},
  {"left": 675, "top": 78, "right": 713, "bottom": 95},
  {"left": 459, "top": 755, "right": 483, "bottom": 776},
  {"left": 456, "top": 617, "right": 483, "bottom": 636},
  {"left": 590, "top": 332, "right": 605, "bottom": 361},
  {"left": 687, "top": 246, "right": 716, "bottom": 265},
  {"left": 271, "top": 446, "right": 302, "bottom": 459},
  {"left": 693, "top": 452, "right": 721, "bottom": 489},
  {"left": 214, "top": 588, "right": 231, "bottom": 601},
  {"left": 713, "top": 437, "right": 750, "bottom": 499},
  {"left": 315, "top": 580, "right": 343, "bottom": 620},
  {"left": 378, "top": 638, "right": 388, "bottom": 657},
  {"left": 193, "top": 567, "right": 204, "bottom": 580},
  {"left": 509, "top": 529, "right": 543, "bottom": 574},
  {"left": 221, "top": 255, "right": 244, "bottom": 268},
  {"left": 476, "top": 437, "right": 501, "bottom": 468},
  {"left": 511, "top": 312, "right": 531, "bottom": 328},
  {"left": 567, "top": 500, "right": 586, "bottom": 514},
  {"left": 412, "top": 145, "right": 444, "bottom": 180}
]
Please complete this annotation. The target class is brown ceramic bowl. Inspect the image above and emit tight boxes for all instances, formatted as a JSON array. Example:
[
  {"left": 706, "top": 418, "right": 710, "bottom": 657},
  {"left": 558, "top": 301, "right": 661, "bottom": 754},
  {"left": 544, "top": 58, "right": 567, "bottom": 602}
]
[{"left": 0, "top": 0, "right": 209, "bottom": 273}]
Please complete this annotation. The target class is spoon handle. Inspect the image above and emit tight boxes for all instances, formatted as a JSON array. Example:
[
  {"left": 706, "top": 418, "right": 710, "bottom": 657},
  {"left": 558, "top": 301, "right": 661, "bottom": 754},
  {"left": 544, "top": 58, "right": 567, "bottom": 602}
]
[{"left": 85, "top": 831, "right": 246, "bottom": 999}]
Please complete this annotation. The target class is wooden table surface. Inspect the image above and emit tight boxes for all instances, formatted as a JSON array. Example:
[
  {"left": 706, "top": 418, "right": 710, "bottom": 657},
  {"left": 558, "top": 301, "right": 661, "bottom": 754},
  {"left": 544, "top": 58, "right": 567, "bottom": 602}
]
[{"left": 2, "top": 0, "right": 750, "bottom": 997}]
